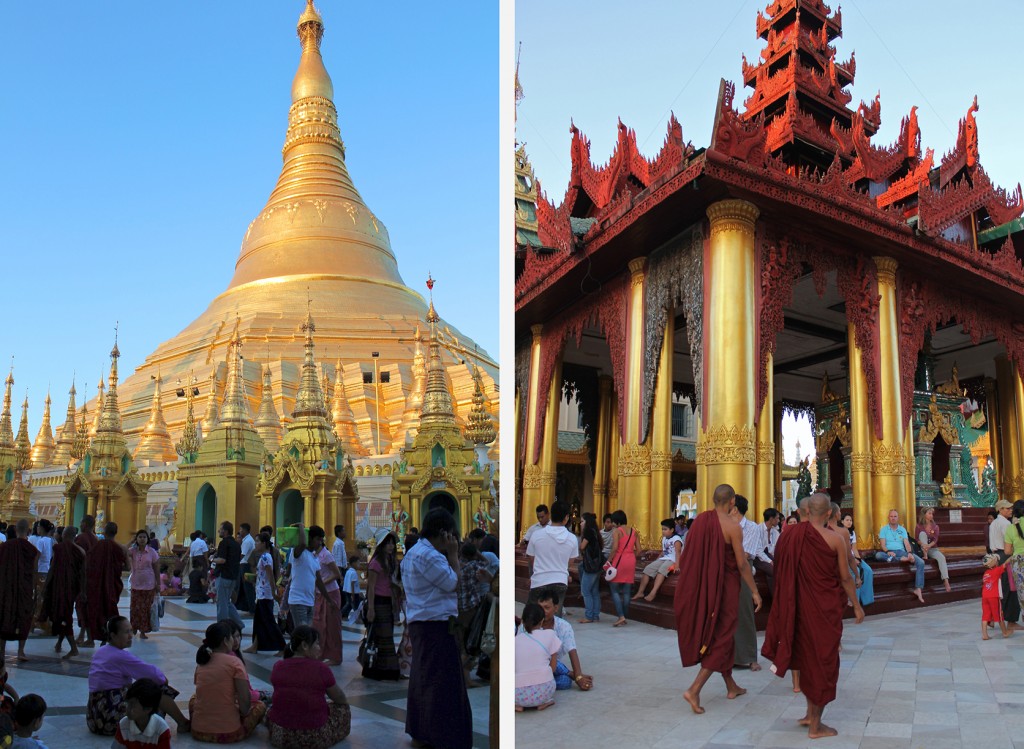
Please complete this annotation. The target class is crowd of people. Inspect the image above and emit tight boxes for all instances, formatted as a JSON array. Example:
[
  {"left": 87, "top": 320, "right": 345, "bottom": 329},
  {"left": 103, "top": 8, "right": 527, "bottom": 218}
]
[{"left": 0, "top": 508, "right": 497, "bottom": 748}]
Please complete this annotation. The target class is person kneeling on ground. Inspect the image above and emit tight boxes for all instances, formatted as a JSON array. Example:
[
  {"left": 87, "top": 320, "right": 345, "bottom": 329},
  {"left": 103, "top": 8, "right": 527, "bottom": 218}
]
[
  {"left": 534, "top": 590, "right": 593, "bottom": 691},
  {"left": 267, "top": 626, "right": 351, "bottom": 748},
  {"left": 632, "top": 518, "right": 683, "bottom": 601},
  {"left": 113, "top": 679, "right": 173, "bottom": 749},
  {"left": 515, "top": 603, "right": 560, "bottom": 712}
]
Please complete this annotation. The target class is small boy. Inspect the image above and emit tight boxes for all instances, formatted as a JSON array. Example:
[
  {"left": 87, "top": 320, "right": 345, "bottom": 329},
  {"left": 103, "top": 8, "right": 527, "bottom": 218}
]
[
  {"left": 341, "top": 554, "right": 362, "bottom": 618},
  {"left": 10, "top": 694, "right": 47, "bottom": 749},
  {"left": 982, "top": 553, "right": 1011, "bottom": 640},
  {"left": 113, "top": 679, "right": 172, "bottom": 749},
  {"left": 632, "top": 519, "right": 683, "bottom": 601}
]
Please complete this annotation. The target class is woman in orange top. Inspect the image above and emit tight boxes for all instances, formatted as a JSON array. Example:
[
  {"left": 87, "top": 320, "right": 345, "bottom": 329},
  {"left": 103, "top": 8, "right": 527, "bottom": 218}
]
[{"left": 188, "top": 622, "right": 267, "bottom": 743}]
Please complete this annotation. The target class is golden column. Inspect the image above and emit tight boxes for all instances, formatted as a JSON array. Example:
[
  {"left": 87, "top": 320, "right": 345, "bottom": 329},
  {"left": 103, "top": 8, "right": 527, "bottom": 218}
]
[
  {"left": 537, "top": 358, "right": 562, "bottom": 508},
  {"left": 618, "top": 258, "right": 653, "bottom": 542},
  {"left": 699, "top": 200, "right": 759, "bottom": 501},
  {"left": 1013, "top": 366, "right": 1024, "bottom": 500},
  {"left": 520, "top": 324, "right": 546, "bottom": 532},
  {"left": 870, "top": 257, "right": 908, "bottom": 527},
  {"left": 591, "top": 375, "right": 613, "bottom": 520},
  {"left": 608, "top": 395, "right": 619, "bottom": 508},
  {"left": 695, "top": 413, "right": 707, "bottom": 512},
  {"left": 848, "top": 323, "right": 875, "bottom": 549},
  {"left": 755, "top": 354, "right": 775, "bottom": 519},
  {"left": 650, "top": 315, "right": 674, "bottom": 540},
  {"left": 903, "top": 420, "right": 916, "bottom": 521},
  {"left": 773, "top": 407, "right": 784, "bottom": 506},
  {"left": 996, "top": 356, "right": 1023, "bottom": 499}
]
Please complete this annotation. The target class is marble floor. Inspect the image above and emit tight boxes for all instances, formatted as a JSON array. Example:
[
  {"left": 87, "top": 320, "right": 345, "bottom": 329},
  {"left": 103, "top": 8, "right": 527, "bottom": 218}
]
[
  {"left": 514, "top": 599, "right": 1024, "bottom": 749},
  {"left": 4, "top": 593, "right": 492, "bottom": 748}
]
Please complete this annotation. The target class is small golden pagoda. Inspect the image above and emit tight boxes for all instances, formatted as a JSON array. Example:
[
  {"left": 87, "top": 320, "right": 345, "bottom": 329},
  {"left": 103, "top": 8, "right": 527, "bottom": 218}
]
[
  {"left": 51, "top": 381, "right": 77, "bottom": 468},
  {"left": 391, "top": 292, "right": 494, "bottom": 533},
  {"left": 177, "top": 325, "right": 267, "bottom": 539},
  {"left": 0, "top": 371, "right": 32, "bottom": 521},
  {"left": 254, "top": 363, "right": 283, "bottom": 454},
  {"left": 31, "top": 391, "right": 56, "bottom": 467},
  {"left": 63, "top": 342, "right": 151, "bottom": 532},
  {"left": 14, "top": 396, "right": 32, "bottom": 470},
  {"left": 257, "top": 306, "right": 358, "bottom": 536},
  {"left": 133, "top": 372, "right": 177, "bottom": 463},
  {"left": 88, "top": 379, "right": 104, "bottom": 439},
  {"left": 331, "top": 359, "right": 365, "bottom": 458}
]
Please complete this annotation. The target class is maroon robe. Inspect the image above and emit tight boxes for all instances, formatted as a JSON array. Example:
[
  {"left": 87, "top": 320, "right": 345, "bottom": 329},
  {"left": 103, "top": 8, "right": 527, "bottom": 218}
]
[
  {"left": 674, "top": 510, "right": 739, "bottom": 675},
  {"left": 85, "top": 539, "right": 127, "bottom": 640},
  {"left": 41, "top": 541, "right": 85, "bottom": 637},
  {"left": 761, "top": 522, "right": 845, "bottom": 707},
  {"left": 0, "top": 538, "right": 39, "bottom": 640},
  {"left": 74, "top": 530, "right": 98, "bottom": 632}
]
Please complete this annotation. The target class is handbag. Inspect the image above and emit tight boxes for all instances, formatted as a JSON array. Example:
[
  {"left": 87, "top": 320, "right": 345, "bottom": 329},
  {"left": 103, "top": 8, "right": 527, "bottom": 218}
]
[
  {"left": 357, "top": 621, "right": 378, "bottom": 669},
  {"left": 464, "top": 595, "right": 491, "bottom": 657},
  {"left": 604, "top": 529, "right": 632, "bottom": 581}
]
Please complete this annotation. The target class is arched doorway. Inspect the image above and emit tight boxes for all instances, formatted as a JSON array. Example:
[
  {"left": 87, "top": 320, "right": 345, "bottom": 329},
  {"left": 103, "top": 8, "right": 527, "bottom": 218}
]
[
  {"left": 422, "top": 491, "right": 459, "bottom": 534},
  {"left": 276, "top": 489, "right": 304, "bottom": 529},
  {"left": 195, "top": 483, "right": 218, "bottom": 538},
  {"left": 827, "top": 438, "right": 845, "bottom": 504},
  {"left": 72, "top": 493, "right": 88, "bottom": 527}
]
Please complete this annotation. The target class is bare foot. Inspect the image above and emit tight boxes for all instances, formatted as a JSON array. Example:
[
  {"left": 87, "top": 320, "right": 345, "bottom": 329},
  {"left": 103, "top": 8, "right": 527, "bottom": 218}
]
[
  {"left": 683, "top": 689, "right": 705, "bottom": 714},
  {"left": 727, "top": 685, "right": 747, "bottom": 699},
  {"left": 630, "top": 593, "right": 644, "bottom": 601},
  {"left": 1005, "top": 630, "right": 1013, "bottom": 638},
  {"left": 612, "top": 618, "right": 627, "bottom": 627},
  {"left": 536, "top": 701, "right": 555, "bottom": 711},
  {"left": 81, "top": 640, "right": 95, "bottom": 649},
  {"left": 808, "top": 722, "right": 838, "bottom": 739},
  {"left": 944, "top": 580, "right": 951, "bottom": 593},
  {"left": 576, "top": 619, "right": 596, "bottom": 624},
  {"left": 914, "top": 589, "right": 924, "bottom": 603},
  {"left": 749, "top": 663, "right": 762, "bottom": 672},
  {"left": 983, "top": 634, "right": 991, "bottom": 640},
  {"left": 140, "top": 633, "right": 148, "bottom": 640},
  {"left": 793, "top": 686, "right": 802, "bottom": 693},
  {"left": 16, "top": 654, "right": 28, "bottom": 662},
  {"left": 63, "top": 649, "right": 80, "bottom": 660},
  {"left": 515, "top": 705, "right": 524, "bottom": 712},
  {"left": 644, "top": 594, "right": 657, "bottom": 602},
  {"left": 798, "top": 716, "right": 810, "bottom": 726}
]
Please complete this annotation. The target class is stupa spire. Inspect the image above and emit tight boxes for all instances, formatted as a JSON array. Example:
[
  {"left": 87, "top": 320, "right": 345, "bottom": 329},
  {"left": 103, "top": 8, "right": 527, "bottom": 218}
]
[
  {"left": 254, "top": 362, "right": 283, "bottom": 452},
  {"left": 226, "top": 1, "right": 404, "bottom": 292},
  {"left": 31, "top": 389, "right": 56, "bottom": 466},
  {"left": 393, "top": 333, "right": 426, "bottom": 448},
  {"left": 203, "top": 369, "right": 221, "bottom": 433},
  {"left": 291, "top": 303, "right": 330, "bottom": 423},
  {"left": 89, "top": 378, "right": 105, "bottom": 437},
  {"left": 14, "top": 394, "right": 32, "bottom": 469},
  {"left": 0, "top": 367, "right": 14, "bottom": 449},
  {"left": 52, "top": 379, "right": 78, "bottom": 466},
  {"left": 134, "top": 371, "right": 177, "bottom": 462},
  {"left": 465, "top": 366, "right": 496, "bottom": 446},
  {"left": 220, "top": 323, "right": 254, "bottom": 427},
  {"left": 420, "top": 277, "right": 456, "bottom": 430},
  {"left": 96, "top": 339, "right": 123, "bottom": 435},
  {"left": 331, "top": 359, "right": 365, "bottom": 457},
  {"left": 71, "top": 386, "right": 89, "bottom": 461},
  {"left": 175, "top": 373, "right": 201, "bottom": 464}
]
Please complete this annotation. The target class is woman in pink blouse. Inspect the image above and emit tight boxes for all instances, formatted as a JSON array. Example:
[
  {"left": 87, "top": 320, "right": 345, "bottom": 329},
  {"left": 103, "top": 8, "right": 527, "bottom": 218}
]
[
  {"left": 364, "top": 530, "right": 402, "bottom": 680},
  {"left": 916, "top": 507, "right": 951, "bottom": 592},
  {"left": 128, "top": 530, "right": 160, "bottom": 639},
  {"left": 309, "top": 526, "right": 343, "bottom": 666}
]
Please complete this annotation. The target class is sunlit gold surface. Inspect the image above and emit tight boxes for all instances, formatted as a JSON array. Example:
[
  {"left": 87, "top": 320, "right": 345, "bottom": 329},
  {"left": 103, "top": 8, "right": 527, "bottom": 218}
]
[
  {"left": 848, "top": 324, "right": 875, "bottom": 549},
  {"left": 619, "top": 258, "right": 652, "bottom": 535},
  {"left": 755, "top": 355, "right": 774, "bottom": 519},
  {"left": 30, "top": 392, "right": 55, "bottom": 467},
  {"left": 592, "top": 375, "right": 613, "bottom": 521},
  {"left": 996, "top": 356, "right": 1022, "bottom": 500},
  {"left": 650, "top": 319, "right": 673, "bottom": 541},
  {"left": 134, "top": 373, "right": 176, "bottom": 463},
  {"left": 520, "top": 324, "right": 544, "bottom": 529},
  {"left": 51, "top": 382, "right": 77, "bottom": 467}
]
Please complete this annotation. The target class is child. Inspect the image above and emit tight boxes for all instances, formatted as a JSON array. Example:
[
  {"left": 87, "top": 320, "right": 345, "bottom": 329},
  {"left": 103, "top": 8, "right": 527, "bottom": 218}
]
[
  {"left": 982, "top": 553, "right": 1011, "bottom": 640},
  {"left": 514, "top": 603, "right": 560, "bottom": 712},
  {"left": 159, "top": 565, "right": 182, "bottom": 596},
  {"left": 113, "top": 679, "right": 171, "bottom": 749},
  {"left": 10, "top": 694, "right": 47, "bottom": 749},
  {"left": 341, "top": 554, "right": 362, "bottom": 618},
  {"left": 632, "top": 518, "right": 683, "bottom": 601}
]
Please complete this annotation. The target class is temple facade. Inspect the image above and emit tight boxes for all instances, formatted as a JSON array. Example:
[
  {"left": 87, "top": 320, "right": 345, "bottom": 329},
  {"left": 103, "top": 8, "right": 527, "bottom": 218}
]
[
  {"left": 516, "top": 0, "right": 1024, "bottom": 550},
  {"left": 6, "top": 1, "right": 497, "bottom": 545}
]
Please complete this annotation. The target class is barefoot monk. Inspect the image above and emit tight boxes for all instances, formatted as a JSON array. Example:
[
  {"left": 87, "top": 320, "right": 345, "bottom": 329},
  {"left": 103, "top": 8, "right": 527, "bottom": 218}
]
[
  {"left": 0, "top": 519, "right": 40, "bottom": 661},
  {"left": 674, "top": 484, "right": 762, "bottom": 714}
]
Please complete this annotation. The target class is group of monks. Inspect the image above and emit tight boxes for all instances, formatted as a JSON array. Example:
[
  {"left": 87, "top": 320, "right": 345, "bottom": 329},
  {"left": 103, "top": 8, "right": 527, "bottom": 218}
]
[
  {"left": 0, "top": 516, "right": 128, "bottom": 661},
  {"left": 674, "top": 485, "right": 864, "bottom": 739}
]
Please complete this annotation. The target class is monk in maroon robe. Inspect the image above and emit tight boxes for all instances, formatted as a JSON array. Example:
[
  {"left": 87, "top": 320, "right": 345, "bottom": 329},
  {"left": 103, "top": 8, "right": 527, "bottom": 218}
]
[
  {"left": 0, "top": 519, "right": 40, "bottom": 661},
  {"left": 83, "top": 521, "right": 128, "bottom": 647},
  {"left": 42, "top": 526, "right": 86, "bottom": 659},
  {"left": 74, "top": 514, "right": 98, "bottom": 643},
  {"left": 674, "top": 484, "right": 762, "bottom": 714},
  {"left": 761, "top": 492, "right": 864, "bottom": 739}
]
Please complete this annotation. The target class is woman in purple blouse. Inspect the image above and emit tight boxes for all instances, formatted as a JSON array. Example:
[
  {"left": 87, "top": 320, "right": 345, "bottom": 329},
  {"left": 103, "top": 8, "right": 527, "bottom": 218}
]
[{"left": 916, "top": 507, "right": 951, "bottom": 592}]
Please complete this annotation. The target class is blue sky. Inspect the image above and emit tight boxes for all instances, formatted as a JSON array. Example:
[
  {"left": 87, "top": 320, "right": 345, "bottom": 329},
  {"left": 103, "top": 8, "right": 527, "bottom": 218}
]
[
  {"left": 0, "top": 2, "right": 497, "bottom": 440},
  {"left": 516, "top": 0, "right": 1024, "bottom": 463}
]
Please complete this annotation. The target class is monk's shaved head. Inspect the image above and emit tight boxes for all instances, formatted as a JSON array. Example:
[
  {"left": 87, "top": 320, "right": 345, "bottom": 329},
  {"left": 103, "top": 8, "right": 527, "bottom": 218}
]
[
  {"left": 713, "top": 484, "right": 736, "bottom": 507},
  {"left": 15, "top": 519, "right": 29, "bottom": 536},
  {"left": 807, "top": 492, "right": 831, "bottom": 519},
  {"left": 830, "top": 503, "right": 842, "bottom": 522},
  {"left": 798, "top": 496, "right": 811, "bottom": 518}
]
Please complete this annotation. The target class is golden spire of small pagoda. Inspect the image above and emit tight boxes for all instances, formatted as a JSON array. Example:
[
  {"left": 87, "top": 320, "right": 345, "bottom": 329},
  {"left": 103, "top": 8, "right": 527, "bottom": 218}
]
[
  {"left": 331, "top": 358, "right": 365, "bottom": 457},
  {"left": 219, "top": 323, "right": 254, "bottom": 427},
  {"left": 393, "top": 334, "right": 426, "bottom": 448},
  {"left": 420, "top": 276, "right": 456, "bottom": 430},
  {"left": 291, "top": 302, "right": 330, "bottom": 424},
  {"left": 0, "top": 366, "right": 14, "bottom": 449},
  {"left": 14, "top": 394, "right": 32, "bottom": 469},
  {"left": 96, "top": 337, "right": 123, "bottom": 436},
  {"left": 134, "top": 371, "right": 177, "bottom": 463},
  {"left": 202, "top": 368, "right": 221, "bottom": 433},
  {"left": 70, "top": 386, "right": 89, "bottom": 461},
  {"left": 89, "top": 378, "right": 105, "bottom": 438},
  {"left": 52, "top": 379, "right": 77, "bottom": 466},
  {"left": 31, "top": 389, "right": 56, "bottom": 466},
  {"left": 320, "top": 367, "right": 334, "bottom": 429},
  {"left": 464, "top": 366, "right": 496, "bottom": 446},
  {"left": 175, "top": 373, "right": 201, "bottom": 463},
  {"left": 254, "top": 362, "right": 282, "bottom": 453}
]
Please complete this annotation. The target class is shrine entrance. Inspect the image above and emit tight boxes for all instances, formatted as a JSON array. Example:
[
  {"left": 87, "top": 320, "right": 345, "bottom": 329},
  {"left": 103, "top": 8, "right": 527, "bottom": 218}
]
[
  {"left": 72, "top": 492, "right": 87, "bottom": 527},
  {"left": 195, "top": 483, "right": 218, "bottom": 538},
  {"left": 423, "top": 491, "right": 459, "bottom": 533},
  {"left": 276, "top": 489, "right": 304, "bottom": 529}
]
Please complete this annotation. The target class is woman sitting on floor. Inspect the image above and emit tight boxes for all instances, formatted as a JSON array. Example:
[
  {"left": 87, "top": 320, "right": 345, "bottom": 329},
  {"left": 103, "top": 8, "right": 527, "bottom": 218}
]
[
  {"left": 515, "top": 603, "right": 560, "bottom": 711},
  {"left": 189, "top": 621, "right": 267, "bottom": 743}
]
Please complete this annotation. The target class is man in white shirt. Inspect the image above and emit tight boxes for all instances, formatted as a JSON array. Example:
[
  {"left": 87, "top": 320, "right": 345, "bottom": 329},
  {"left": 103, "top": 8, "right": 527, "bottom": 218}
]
[
  {"left": 526, "top": 501, "right": 579, "bottom": 612},
  {"left": 236, "top": 523, "right": 257, "bottom": 613},
  {"left": 732, "top": 495, "right": 762, "bottom": 671},
  {"left": 331, "top": 524, "right": 348, "bottom": 572},
  {"left": 189, "top": 531, "right": 209, "bottom": 563},
  {"left": 520, "top": 504, "right": 550, "bottom": 547},
  {"left": 286, "top": 524, "right": 330, "bottom": 628},
  {"left": 755, "top": 508, "right": 779, "bottom": 596}
]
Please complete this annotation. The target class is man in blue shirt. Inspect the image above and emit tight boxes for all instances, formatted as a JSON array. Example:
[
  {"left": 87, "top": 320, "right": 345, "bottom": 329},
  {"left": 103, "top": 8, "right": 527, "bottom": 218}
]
[{"left": 874, "top": 509, "right": 925, "bottom": 603}]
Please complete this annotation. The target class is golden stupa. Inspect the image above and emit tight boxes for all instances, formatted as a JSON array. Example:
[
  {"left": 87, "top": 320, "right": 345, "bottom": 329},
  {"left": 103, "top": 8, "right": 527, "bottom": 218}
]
[{"left": 88, "top": 1, "right": 497, "bottom": 467}]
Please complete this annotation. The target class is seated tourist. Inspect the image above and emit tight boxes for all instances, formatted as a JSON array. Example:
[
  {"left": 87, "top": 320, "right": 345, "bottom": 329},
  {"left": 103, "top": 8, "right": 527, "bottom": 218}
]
[
  {"left": 189, "top": 622, "right": 267, "bottom": 743},
  {"left": 10, "top": 694, "right": 47, "bottom": 749},
  {"left": 515, "top": 603, "right": 559, "bottom": 712},
  {"left": 842, "top": 514, "right": 874, "bottom": 606},
  {"left": 874, "top": 509, "right": 925, "bottom": 603},
  {"left": 632, "top": 518, "right": 683, "bottom": 601},
  {"left": 534, "top": 589, "right": 593, "bottom": 691},
  {"left": 86, "top": 616, "right": 190, "bottom": 736},
  {"left": 266, "top": 626, "right": 351, "bottom": 748},
  {"left": 112, "top": 679, "right": 172, "bottom": 749}
]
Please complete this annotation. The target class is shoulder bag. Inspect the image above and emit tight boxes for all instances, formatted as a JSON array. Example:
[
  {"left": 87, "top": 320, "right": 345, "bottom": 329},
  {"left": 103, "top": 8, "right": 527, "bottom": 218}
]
[{"left": 604, "top": 529, "right": 633, "bottom": 581}]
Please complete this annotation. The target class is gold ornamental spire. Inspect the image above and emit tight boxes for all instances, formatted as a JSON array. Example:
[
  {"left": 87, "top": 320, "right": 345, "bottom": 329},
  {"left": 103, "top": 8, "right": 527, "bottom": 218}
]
[
  {"left": 393, "top": 334, "right": 426, "bottom": 448},
  {"left": 96, "top": 341, "right": 123, "bottom": 435},
  {"left": 291, "top": 306, "right": 330, "bottom": 423},
  {"left": 226, "top": 1, "right": 404, "bottom": 291},
  {"left": 71, "top": 389, "right": 89, "bottom": 461},
  {"left": 254, "top": 363, "right": 283, "bottom": 453},
  {"left": 175, "top": 373, "right": 201, "bottom": 464},
  {"left": 220, "top": 324, "right": 254, "bottom": 427},
  {"left": 14, "top": 395, "right": 32, "bottom": 469},
  {"left": 134, "top": 372, "right": 177, "bottom": 463},
  {"left": 321, "top": 367, "right": 334, "bottom": 427},
  {"left": 331, "top": 359, "right": 365, "bottom": 456},
  {"left": 420, "top": 278, "right": 456, "bottom": 430},
  {"left": 202, "top": 369, "right": 221, "bottom": 433},
  {"left": 30, "top": 390, "right": 56, "bottom": 466},
  {"left": 465, "top": 366, "right": 496, "bottom": 446},
  {"left": 0, "top": 368, "right": 14, "bottom": 449},
  {"left": 52, "top": 380, "right": 77, "bottom": 465},
  {"left": 89, "top": 378, "right": 105, "bottom": 437}
]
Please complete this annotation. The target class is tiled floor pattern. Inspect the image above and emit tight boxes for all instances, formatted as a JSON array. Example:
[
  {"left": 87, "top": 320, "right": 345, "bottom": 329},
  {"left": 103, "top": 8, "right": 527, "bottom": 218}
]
[
  {"left": 515, "top": 599, "right": 1024, "bottom": 748},
  {"left": 4, "top": 594, "right": 492, "bottom": 748}
]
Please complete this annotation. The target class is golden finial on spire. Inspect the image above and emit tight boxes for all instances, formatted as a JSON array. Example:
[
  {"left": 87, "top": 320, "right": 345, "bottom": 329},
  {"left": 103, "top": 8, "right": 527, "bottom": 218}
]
[
  {"left": 465, "top": 365, "right": 496, "bottom": 446},
  {"left": 31, "top": 388, "right": 56, "bottom": 466},
  {"left": 292, "top": 0, "right": 332, "bottom": 102},
  {"left": 254, "top": 361, "right": 283, "bottom": 453},
  {"left": 53, "top": 377, "right": 78, "bottom": 466},
  {"left": 97, "top": 333, "right": 123, "bottom": 436},
  {"left": 426, "top": 274, "right": 439, "bottom": 324},
  {"left": 14, "top": 392, "right": 32, "bottom": 470}
]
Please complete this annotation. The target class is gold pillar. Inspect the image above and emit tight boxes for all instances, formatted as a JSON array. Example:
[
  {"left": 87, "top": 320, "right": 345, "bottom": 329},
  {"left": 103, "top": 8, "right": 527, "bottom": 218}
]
[
  {"left": 1013, "top": 366, "right": 1024, "bottom": 501},
  {"left": 755, "top": 354, "right": 775, "bottom": 519},
  {"left": 608, "top": 394, "right": 619, "bottom": 508},
  {"left": 996, "top": 356, "right": 1021, "bottom": 499},
  {"left": 521, "top": 324, "right": 546, "bottom": 532},
  {"left": 848, "top": 323, "right": 874, "bottom": 549},
  {"left": 773, "top": 406, "right": 783, "bottom": 507},
  {"left": 695, "top": 413, "right": 708, "bottom": 512},
  {"left": 592, "top": 376, "right": 613, "bottom": 520},
  {"left": 986, "top": 378, "right": 1002, "bottom": 484},
  {"left": 904, "top": 419, "right": 916, "bottom": 523},
  {"left": 650, "top": 315, "right": 674, "bottom": 540},
  {"left": 536, "top": 359, "right": 561, "bottom": 508},
  {"left": 870, "top": 257, "right": 908, "bottom": 529},
  {"left": 699, "top": 200, "right": 759, "bottom": 500}
]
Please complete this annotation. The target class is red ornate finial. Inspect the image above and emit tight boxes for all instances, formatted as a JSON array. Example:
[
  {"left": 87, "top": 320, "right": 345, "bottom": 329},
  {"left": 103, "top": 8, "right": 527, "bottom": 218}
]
[{"left": 426, "top": 273, "right": 434, "bottom": 293}]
